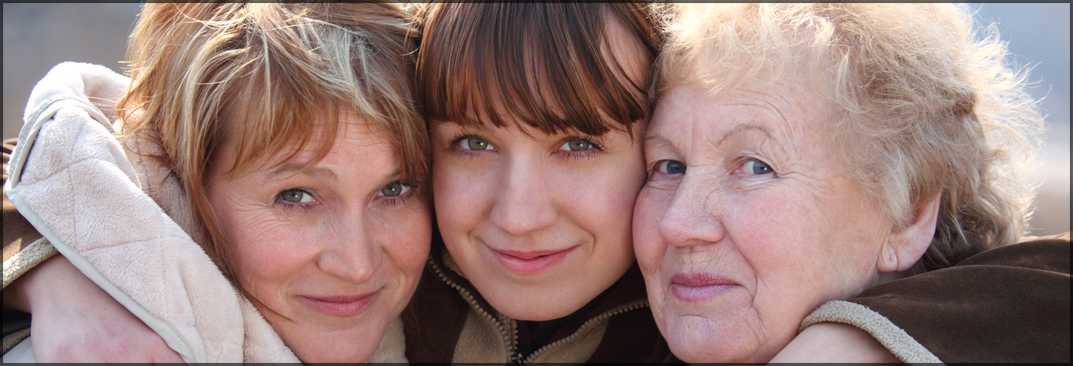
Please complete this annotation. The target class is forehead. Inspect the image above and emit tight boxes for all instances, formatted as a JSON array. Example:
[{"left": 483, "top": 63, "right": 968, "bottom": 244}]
[
  {"left": 648, "top": 81, "right": 835, "bottom": 152},
  {"left": 227, "top": 110, "right": 399, "bottom": 176}
]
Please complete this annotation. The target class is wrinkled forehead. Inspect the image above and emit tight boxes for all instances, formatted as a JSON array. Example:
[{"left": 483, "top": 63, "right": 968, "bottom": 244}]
[{"left": 217, "top": 103, "right": 399, "bottom": 176}]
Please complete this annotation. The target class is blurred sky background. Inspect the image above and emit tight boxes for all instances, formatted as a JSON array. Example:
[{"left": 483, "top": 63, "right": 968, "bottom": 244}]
[{"left": 3, "top": 3, "right": 1069, "bottom": 235}]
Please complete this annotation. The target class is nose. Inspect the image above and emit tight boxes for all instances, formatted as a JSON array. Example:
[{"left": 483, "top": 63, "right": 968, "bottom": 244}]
[
  {"left": 657, "top": 176, "right": 726, "bottom": 247},
  {"left": 488, "top": 154, "right": 557, "bottom": 236},
  {"left": 318, "top": 218, "right": 381, "bottom": 284}
]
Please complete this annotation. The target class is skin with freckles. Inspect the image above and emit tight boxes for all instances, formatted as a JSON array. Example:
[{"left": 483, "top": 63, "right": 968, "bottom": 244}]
[
  {"left": 205, "top": 111, "right": 431, "bottom": 362},
  {"left": 633, "top": 81, "right": 898, "bottom": 363}
]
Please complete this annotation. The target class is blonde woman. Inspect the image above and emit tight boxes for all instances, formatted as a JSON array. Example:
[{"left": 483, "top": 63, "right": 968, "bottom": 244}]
[
  {"left": 636, "top": 3, "right": 1069, "bottom": 362},
  {"left": 3, "top": 3, "right": 428, "bottom": 362}
]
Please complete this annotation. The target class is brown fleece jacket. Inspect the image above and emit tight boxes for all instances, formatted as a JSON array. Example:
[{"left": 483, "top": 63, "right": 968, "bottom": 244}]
[
  {"left": 401, "top": 241, "right": 676, "bottom": 363},
  {"left": 805, "top": 234, "right": 1071, "bottom": 363}
]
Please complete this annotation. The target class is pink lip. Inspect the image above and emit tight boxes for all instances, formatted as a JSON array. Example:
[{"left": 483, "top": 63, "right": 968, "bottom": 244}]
[
  {"left": 669, "top": 273, "right": 739, "bottom": 302},
  {"left": 489, "top": 246, "right": 578, "bottom": 274},
  {"left": 299, "top": 290, "right": 379, "bottom": 317}
]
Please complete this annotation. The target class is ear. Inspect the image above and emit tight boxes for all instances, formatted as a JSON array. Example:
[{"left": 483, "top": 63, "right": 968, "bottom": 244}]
[{"left": 877, "top": 191, "right": 942, "bottom": 273}]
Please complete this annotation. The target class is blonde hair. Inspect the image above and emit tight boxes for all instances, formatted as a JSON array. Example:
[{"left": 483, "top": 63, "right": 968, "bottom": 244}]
[
  {"left": 116, "top": 3, "right": 428, "bottom": 280},
  {"left": 655, "top": 4, "right": 1044, "bottom": 269}
]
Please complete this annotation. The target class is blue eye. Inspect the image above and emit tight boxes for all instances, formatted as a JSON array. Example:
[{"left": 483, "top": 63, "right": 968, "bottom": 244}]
[
  {"left": 378, "top": 181, "right": 412, "bottom": 198},
  {"left": 277, "top": 188, "right": 315, "bottom": 205},
  {"left": 456, "top": 136, "right": 494, "bottom": 151},
  {"left": 742, "top": 158, "right": 774, "bottom": 175},
  {"left": 654, "top": 159, "right": 687, "bottom": 175}
]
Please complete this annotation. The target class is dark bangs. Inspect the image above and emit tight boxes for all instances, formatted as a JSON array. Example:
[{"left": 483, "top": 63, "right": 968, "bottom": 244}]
[{"left": 416, "top": 3, "right": 658, "bottom": 136}]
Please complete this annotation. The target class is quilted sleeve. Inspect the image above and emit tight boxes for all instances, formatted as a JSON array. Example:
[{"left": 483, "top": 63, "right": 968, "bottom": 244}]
[{"left": 2, "top": 138, "right": 56, "bottom": 289}]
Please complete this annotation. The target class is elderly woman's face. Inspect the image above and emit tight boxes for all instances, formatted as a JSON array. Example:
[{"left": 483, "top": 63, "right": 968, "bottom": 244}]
[
  {"left": 204, "top": 111, "right": 431, "bottom": 362},
  {"left": 634, "top": 83, "right": 896, "bottom": 362}
]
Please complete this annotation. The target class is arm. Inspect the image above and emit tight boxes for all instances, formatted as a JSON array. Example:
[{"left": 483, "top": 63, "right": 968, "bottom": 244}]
[
  {"left": 770, "top": 322, "right": 898, "bottom": 363},
  {"left": 2, "top": 138, "right": 181, "bottom": 362},
  {"left": 6, "top": 256, "right": 182, "bottom": 362}
]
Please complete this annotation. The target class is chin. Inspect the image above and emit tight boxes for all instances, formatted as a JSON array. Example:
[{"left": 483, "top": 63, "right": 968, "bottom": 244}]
[
  {"left": 492, "top": 292, "right": 583, "bottom": 321},
  {"left": 661, "top": 315, "right": 763, "bottom": 363},
  {"left": 288, "top": 320, "right": 387, "bottom": 363},
  {"left": 297, "top": 334, "right": 382, "bottom": 363}
]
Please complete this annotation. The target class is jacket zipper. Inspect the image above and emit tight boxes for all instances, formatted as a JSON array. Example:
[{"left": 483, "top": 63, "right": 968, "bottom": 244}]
[
  {"left": 520, "top": 300, "right": 649, "bottom": 363},
  {"left": 428, "top": 259, "right": 519, "bottom": 363}
]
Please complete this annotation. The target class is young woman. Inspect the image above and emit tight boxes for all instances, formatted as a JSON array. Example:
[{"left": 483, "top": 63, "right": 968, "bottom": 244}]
[{"left": 400, "top": 3, "right": 671, "bottom": 362}]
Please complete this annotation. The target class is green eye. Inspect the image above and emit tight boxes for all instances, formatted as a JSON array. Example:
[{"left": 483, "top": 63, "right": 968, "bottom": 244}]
[
  {"left": 559, "top": 139, "right": 597, "bottom": 152},
  {"left": 458, "top": 136, "right": 493, "bottom": 151},
  {"left": 379, "top": 181, "right": 411, "bottom": 198}
]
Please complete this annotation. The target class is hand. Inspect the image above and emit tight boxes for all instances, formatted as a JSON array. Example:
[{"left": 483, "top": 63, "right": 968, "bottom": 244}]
[
  {"left": 11, "top": 256, "right": 184, "bottom": 362},
  {"left": 769, "top": 322, "right": 899, "bottom": 363}
]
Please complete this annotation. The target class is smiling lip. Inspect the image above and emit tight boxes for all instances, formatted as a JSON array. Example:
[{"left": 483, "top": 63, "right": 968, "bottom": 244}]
[
  {"left": 299, "top": 291, "right": 379, "bottom": 317},
  {"left": 489, "top": 246, "right": 578, "bottom": 274},
  {"left": 670, "top": 273, "right": 739, "bottom": 302}
]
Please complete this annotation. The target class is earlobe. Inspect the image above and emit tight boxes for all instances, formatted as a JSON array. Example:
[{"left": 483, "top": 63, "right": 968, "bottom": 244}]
[{"left": 877, "top": 192, "right": 942, "bottom": 273}]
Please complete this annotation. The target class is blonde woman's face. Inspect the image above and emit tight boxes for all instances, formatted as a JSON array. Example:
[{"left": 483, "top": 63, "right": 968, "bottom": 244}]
[
  {"left": 205, "top": 112, "right": 430, "bottom": 362},
  {"left": 634, "top": 84, "right": 895, "bottom": 362}
]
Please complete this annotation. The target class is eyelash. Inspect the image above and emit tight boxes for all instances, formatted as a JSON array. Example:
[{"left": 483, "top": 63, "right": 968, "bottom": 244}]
[
  {"left": 733, "top": 156, "right": 777, "bottom": 178},
  {"left": 377, "top": 181, "right": 416, "bottom": 208},
  {"left": 446, "top": 133, "right": 606, "bottom": 160},
  {"left": 555, "top": 137, "right": 605, "bottom": 161},
  {"left": 275, "top": 188, "right": 319, "bottom": 211},
  {"left": 448, "top": 133, "right": 492, "bottom": 158},
  {"left": 274, "top": 183, "right": 417, "bottom": 211}
]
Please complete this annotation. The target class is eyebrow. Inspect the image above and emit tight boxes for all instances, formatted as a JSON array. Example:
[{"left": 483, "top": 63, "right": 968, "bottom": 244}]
[
  {"left": 643, "top": 133, "right": 676, "bottom": 150},
  {"left": 264, "top": 162, "right": 338, "bottom": 181},
  {"left": 714, "top": 124, "right": 776, "bottom": 148}
]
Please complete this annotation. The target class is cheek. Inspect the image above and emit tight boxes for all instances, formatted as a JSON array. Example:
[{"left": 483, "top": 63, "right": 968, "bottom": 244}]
[
  {"left": 632, "top": 187, "right": 670, "bottom": 273},
  {"left": 374, "top": 200, "right": 433, "bottom": 278},
  {"left": 551, "top": 155, "right": 645, "bottom": 241},
  {"left": 225, "top": 215, "right": 318, "bottom": 302},
  {"left": 725, "top": 187, "right": 859, "bottom": 343},
  {"left": 432, "top": 158, "right": 493, "bottom": 239}
]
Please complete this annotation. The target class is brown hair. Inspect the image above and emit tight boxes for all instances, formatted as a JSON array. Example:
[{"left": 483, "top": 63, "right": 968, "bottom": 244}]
[
  {"left": 414, "top": 3, "right": 659, "bottom": 135},
  {"left": 116, "top": 3, "right": 427, "bottom": 281}
]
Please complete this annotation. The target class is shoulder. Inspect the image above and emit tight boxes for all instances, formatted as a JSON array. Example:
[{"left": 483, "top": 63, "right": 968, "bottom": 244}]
[{"left": 813, "top": 233, "right": 1071, "bottom": 363}]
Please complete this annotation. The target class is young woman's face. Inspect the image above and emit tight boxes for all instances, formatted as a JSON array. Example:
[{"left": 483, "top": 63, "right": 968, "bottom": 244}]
[
  {"left": 432, "top": 121, "right": 645, "bottom": 320},
  {"left": 205, "top": 112, "right": 431, "bottom": 362},
  {"left": 425, "top": 8, "right": 652, "bottom": 321}
]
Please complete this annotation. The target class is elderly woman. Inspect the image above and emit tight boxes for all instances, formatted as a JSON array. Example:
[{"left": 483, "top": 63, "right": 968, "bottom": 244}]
[
  {"left": 2, "top": 3, "right": 429, "bottom": 362},
  {"left": 635, "top": 3, "right": 1069, "bottom": 363}
]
